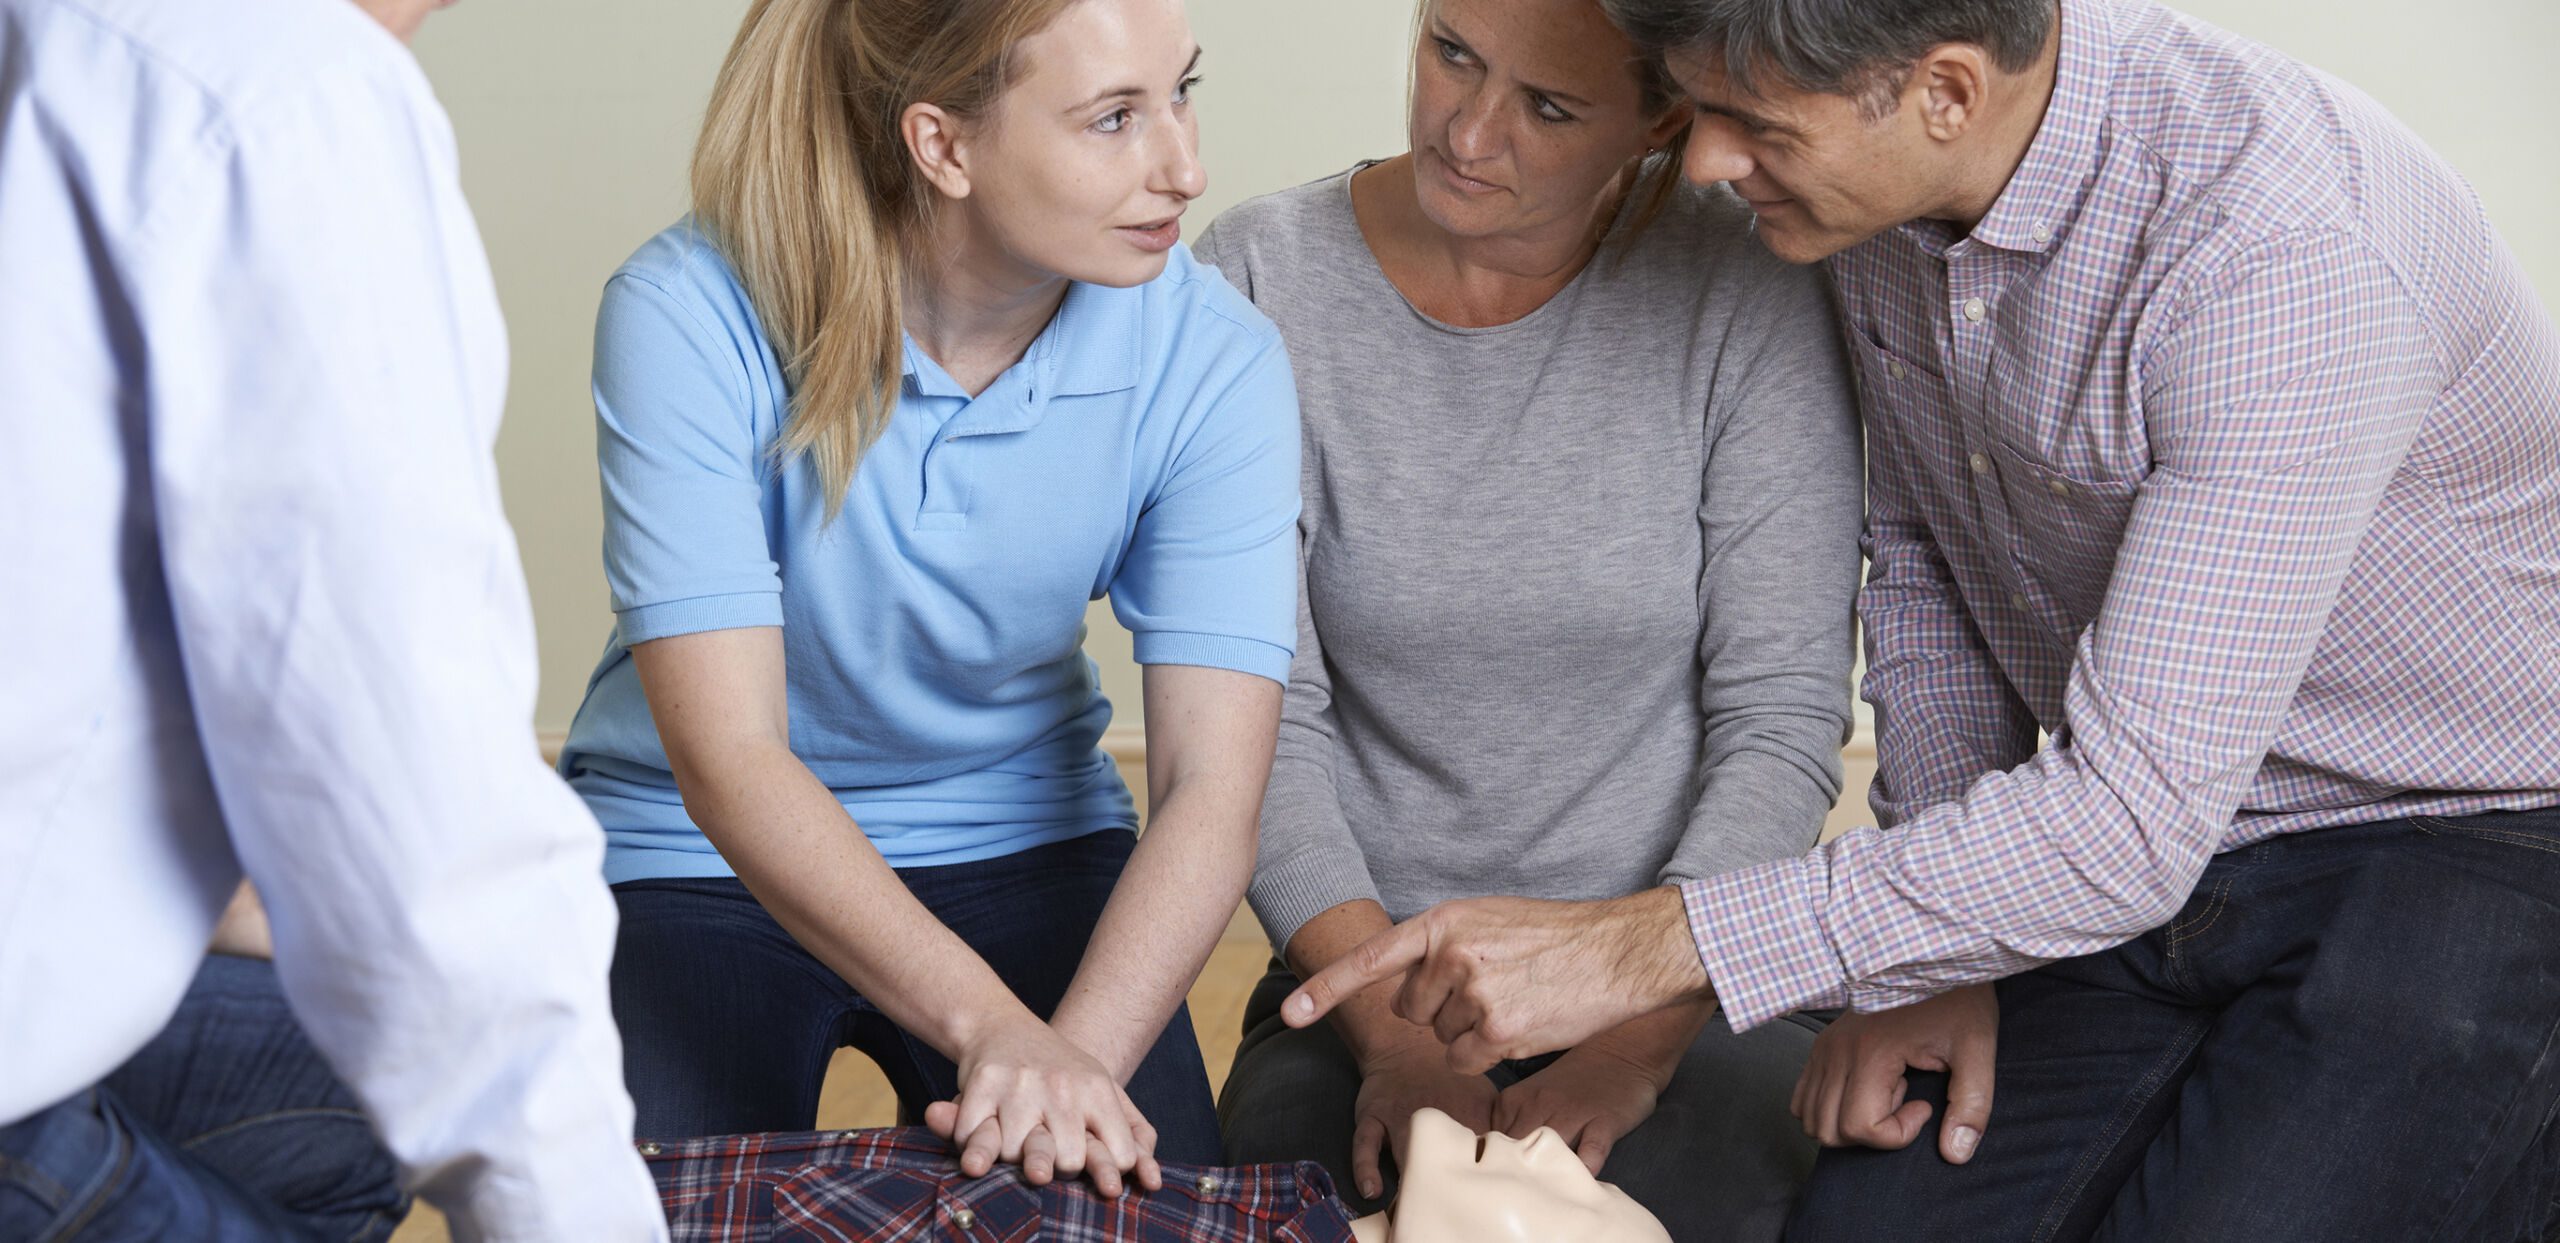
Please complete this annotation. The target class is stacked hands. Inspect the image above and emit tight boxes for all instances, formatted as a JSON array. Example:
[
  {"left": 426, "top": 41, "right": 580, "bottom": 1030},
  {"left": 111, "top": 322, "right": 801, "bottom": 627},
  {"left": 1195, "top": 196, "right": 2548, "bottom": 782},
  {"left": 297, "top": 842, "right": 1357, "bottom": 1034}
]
[{"left": 922, "top": 1014, "right": 1167, "bottom": 1197}]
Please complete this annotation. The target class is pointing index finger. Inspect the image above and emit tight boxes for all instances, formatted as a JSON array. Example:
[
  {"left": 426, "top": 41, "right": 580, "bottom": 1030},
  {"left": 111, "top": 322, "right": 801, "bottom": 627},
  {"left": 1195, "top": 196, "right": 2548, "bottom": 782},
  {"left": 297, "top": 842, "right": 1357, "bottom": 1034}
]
[{"left": 1286, "top": 920, "right": 1430, "bottom": 1027}]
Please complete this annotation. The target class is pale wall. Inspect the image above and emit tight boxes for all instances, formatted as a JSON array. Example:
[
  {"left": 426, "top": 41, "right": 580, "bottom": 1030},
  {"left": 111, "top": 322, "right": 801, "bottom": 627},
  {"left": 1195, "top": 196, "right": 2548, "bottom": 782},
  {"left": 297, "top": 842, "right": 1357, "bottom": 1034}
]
[{"left": 409, "top": 1, "right": 2558, "bottom": 735}]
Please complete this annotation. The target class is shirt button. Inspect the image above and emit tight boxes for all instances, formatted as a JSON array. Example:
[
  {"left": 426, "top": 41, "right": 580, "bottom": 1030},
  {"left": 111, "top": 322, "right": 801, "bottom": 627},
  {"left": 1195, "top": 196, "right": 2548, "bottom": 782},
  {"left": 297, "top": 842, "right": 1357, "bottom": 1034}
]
[
  {"left": 1962, "top": 297, "right": 1989, "bottom": 323},
  {"left": 2032, "top": 225, "right": 2054, "bottom": 244},
  {"left": 1197, "top": 1174, "right": 1222, "bottom": 1194},
  {"left": 1969, "top": 452, "right": 1991, "bottom": 475},
  {"left": 1888, "top": 359, "right": 1908, "bottom": 381},
  {"left": 2047, "top": 479, "right": 2071, "bottom": 498},
  {"left": 953, "top": 1208, "right": 977, "bottom": 1229},
  {"left": 2011, "top": 592, "right": 2031, "bottom": 611},
  {"left": 637, "top": 1141, "right": 662, "bottom": 1156}
]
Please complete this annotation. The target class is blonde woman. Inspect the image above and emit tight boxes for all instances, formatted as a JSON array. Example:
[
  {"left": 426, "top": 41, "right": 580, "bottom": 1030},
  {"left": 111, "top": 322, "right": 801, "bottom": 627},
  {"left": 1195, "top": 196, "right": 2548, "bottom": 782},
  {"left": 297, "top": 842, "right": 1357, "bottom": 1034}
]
[{"left": 556, "top": 0, "right": 1298, "bottom": 1194}]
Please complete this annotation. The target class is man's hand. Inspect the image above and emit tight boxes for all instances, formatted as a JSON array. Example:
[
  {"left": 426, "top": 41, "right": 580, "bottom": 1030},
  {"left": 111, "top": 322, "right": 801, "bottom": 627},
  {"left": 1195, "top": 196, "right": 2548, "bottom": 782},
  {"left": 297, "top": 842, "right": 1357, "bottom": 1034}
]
[
  {"left": 1791, "top": 983, "right": 1997, "bottom": 1163},
  {"left": 1286, "top": 888, "right": 1709, "bottom": 1074},
  {"left": 1348, "top": 1039, "right": 1499, "bottom": 1202}
]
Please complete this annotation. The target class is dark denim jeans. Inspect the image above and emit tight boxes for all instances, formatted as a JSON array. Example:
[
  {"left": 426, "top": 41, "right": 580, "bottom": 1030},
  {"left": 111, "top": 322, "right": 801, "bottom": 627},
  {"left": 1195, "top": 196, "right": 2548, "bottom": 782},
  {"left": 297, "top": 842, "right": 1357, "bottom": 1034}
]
[
  {"left": 611, "top": 829, "right": 1224, "bottom": 1163},
  {"left": 0, "top": 955, "right": 407, "bottom": 1242},
  {"left": 1788, "top": 807, "right": 2560, "bottom": 1242}
]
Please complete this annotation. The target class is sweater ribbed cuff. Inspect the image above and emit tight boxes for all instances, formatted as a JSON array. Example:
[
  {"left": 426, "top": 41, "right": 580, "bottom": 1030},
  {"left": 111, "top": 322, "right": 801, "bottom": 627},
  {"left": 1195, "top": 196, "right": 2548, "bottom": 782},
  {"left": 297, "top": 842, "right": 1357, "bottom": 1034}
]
[{"left": 1246, "top": 847, "right": 1384, "bottom": 956}]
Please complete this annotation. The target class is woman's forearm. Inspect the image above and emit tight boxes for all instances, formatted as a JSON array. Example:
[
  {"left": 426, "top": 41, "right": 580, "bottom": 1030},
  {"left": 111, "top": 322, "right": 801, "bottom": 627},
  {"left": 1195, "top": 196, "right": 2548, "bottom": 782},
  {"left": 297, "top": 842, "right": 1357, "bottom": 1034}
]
[
  {"left": 1050, "top": 666, "right": 1279, "bottom": 1080},
  {"left": 1048, "top": 771, "right": 1257, "bottom": 1080},
  {"left": 683, "top": 741, "right": 1038, "bottom": 1058}
]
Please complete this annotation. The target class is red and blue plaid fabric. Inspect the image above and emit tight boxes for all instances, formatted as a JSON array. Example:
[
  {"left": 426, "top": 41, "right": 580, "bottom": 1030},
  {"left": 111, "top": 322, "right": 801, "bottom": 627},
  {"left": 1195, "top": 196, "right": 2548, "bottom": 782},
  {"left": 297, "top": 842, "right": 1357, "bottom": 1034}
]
[
  {"left": 1685, "top": 0, "right": 2560, "bottom": 1028},
  {"left": 644, "top": 1128, "right": 1358, "bottom": 1242}
]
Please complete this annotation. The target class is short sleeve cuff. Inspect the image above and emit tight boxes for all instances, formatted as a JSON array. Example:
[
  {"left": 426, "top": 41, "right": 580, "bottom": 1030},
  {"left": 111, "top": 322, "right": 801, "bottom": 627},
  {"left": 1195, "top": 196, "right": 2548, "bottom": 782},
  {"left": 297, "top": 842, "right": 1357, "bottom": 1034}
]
[
  {"left": 1130, "top": 630, "right": 1293, "bottom": 685},
  {"left": 1682, "top": 857, "right": 1852, "bottom": 1032},
  {"left": 615, "top": 591, "right": 784, "bottom": 645}
]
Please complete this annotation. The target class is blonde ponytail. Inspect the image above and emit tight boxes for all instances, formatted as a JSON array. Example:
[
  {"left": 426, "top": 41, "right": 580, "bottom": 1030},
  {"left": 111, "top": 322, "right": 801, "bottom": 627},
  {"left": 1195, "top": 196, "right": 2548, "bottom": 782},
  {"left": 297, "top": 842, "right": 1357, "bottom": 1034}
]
[{"left": 690, "top": 0, "right": 1074, "bottom": 516}]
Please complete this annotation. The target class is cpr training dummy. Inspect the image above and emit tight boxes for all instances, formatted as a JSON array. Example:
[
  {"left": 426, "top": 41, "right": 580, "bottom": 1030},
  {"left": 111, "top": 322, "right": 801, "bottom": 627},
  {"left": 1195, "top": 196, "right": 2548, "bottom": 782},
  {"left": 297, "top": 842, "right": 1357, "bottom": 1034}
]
[
  {"left": 646, "top": 1108, "right": 1669, "bottom": 1241},
  {"left": 1348, "top": 1108, "right": 1672, "bottom": 1243}
]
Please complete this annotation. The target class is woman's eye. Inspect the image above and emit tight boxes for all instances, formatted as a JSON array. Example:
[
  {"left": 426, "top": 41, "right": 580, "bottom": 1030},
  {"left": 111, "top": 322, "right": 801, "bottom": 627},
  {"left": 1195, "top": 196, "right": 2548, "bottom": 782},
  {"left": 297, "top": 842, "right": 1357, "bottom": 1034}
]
[
  {"left": 1094, "top": 107, "right": 1131, "bottom": 134},
  {"left": 1434, "top": 38, "right": 1467, "bottom": 65},
  {"left": 1174, "top": 74, "right": 1203, "bottom": 105},
  {"left": 1530, "top": 93, "right": 1573, "bottom": 124}
]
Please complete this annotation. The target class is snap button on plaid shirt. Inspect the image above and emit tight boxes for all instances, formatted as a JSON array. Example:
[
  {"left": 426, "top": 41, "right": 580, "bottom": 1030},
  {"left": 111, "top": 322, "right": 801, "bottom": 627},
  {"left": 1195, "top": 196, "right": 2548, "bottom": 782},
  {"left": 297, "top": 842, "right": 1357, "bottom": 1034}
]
[
  {"left": 1684, "top": 0, "right": 2560, "bottom": 1028},
  {"left": 646, "top": 1128, "right": 1358, "bottom": 1242}
]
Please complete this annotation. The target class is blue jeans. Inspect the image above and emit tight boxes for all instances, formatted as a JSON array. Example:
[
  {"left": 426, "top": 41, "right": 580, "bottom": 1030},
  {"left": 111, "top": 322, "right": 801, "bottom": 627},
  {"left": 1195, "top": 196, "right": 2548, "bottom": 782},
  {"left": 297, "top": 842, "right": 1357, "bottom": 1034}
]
[
  {"left": 1788, "top": 807, "right": 2560, "bottom": 1242},
  {"left": 0, "top": 955, "right": 407, "bottom": 1242},
  {"left": 610, "top": 829, "right": 1224, "bottom": 1162}
]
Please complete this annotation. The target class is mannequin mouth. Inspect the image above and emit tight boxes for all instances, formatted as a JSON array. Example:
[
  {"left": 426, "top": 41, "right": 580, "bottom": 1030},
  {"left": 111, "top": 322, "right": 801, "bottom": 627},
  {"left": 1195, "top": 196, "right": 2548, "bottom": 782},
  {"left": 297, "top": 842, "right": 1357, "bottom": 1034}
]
[{"left": 1117, "top": 216, "right": 1183, "bottom": 252}]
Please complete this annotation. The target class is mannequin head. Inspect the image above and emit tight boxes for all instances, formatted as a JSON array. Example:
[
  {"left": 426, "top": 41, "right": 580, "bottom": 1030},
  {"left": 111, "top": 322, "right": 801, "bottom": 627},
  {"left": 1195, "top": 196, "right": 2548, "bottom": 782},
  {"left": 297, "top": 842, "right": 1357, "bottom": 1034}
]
[{"left": 1347, "top": 1109, "right": 1671, "bottom": 1243}]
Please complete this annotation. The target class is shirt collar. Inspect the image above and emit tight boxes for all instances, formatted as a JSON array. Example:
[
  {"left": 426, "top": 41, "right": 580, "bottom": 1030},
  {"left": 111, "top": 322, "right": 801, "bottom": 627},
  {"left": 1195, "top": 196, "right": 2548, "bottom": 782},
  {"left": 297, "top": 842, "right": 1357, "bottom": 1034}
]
[
  {"left": 898, "top": 277, "right": 1145, "bottom": 413},
  {"left": 1965, "top": 0, "right": 2117, "bottom": 255}
]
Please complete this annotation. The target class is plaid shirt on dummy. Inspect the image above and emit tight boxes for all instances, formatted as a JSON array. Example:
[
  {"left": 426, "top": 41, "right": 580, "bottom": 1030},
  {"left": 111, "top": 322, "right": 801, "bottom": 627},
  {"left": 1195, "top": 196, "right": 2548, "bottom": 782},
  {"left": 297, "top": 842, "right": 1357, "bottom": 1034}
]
[
  {"left": 644, "top": 1128, "right": 1359, "bottom": 1242},
  {"left": 1683, "top": 0, "right": 2560, "bottom": 1029}
]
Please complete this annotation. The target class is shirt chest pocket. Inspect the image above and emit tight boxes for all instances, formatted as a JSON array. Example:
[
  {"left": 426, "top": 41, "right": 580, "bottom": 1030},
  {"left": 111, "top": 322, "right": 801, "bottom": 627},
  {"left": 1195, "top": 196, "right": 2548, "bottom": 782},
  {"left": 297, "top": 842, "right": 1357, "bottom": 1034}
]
[
  {"left": 1849, "top": 327, "right": 1948, "bottom": 416},
  {"left": 1989, "top": 441, "right": 2139, "bottom": 622}
]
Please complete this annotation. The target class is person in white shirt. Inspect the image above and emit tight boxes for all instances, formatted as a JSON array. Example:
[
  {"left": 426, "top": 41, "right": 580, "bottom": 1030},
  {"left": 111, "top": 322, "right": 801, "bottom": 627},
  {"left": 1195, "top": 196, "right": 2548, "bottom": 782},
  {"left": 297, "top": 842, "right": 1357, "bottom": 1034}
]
[{"left": 0, "top": 0, "right": 668, "bottom": 1237}]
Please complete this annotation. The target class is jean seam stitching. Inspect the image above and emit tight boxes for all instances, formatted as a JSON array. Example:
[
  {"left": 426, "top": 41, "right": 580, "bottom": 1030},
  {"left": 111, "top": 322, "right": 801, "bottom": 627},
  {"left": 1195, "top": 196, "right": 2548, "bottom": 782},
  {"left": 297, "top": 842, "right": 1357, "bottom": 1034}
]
[
  {"left": 2421, "top": 996, "right": 2560, "bottom": 1240},
  {"left": 2443, "top": 827, "right": 2560, "bottom": 855},
  {"left": 42, "top": 1103, "right": 131, "bottom": 1243},
  {"left": 0, "top": 1152, "right": 75, "bottom": 1210},
  {"left": 2029, "top": 1011, "right": 2210, "bottom": 1243},
  {"left": 179, "top": 1107, "right": 374, "bottom": 1150},
  {"left": 2165, "top": 873, "right": 2235, "bottom": 948}
]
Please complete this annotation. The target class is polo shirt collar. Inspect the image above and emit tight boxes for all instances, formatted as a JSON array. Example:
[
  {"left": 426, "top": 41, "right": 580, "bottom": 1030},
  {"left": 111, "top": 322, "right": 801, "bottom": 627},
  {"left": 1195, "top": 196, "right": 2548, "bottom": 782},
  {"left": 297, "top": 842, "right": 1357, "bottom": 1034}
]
[
  {"left": 1966, "top": 0, "right": 2117, "bottom": 254},
  {"left": 899, "top": 277, "right": 1145, "bottom": 419}
]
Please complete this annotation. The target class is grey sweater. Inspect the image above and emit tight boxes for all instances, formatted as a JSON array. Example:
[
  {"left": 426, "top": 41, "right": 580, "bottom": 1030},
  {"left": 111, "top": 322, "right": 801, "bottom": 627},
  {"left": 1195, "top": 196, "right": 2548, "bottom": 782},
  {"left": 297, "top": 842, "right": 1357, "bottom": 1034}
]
[{"left": 1194, "top": 169, "right": 1864, "bottom": 952}]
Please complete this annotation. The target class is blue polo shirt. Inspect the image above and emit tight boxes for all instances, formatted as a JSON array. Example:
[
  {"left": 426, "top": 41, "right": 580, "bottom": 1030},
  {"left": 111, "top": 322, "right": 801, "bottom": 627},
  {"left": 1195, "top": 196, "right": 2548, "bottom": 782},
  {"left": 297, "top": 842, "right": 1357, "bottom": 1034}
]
[{"left": 561, "top": 221, "right": 1300, "bottom": 883}]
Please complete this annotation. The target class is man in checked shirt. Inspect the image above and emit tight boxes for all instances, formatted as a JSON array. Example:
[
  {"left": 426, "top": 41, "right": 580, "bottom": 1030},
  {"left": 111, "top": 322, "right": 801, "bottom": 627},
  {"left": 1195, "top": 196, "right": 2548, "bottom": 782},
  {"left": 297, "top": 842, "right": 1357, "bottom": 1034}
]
[{"left": 1280, "top": 0, "right": 2560, "bottom": 1238}]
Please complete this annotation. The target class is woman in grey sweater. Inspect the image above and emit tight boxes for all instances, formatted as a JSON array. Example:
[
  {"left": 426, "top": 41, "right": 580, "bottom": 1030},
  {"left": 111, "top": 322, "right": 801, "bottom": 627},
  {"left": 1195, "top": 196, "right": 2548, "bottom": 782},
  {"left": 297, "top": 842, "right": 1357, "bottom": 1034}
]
[{"left": 1193, "top": 0, "right": 1863, "bottom": 1238}]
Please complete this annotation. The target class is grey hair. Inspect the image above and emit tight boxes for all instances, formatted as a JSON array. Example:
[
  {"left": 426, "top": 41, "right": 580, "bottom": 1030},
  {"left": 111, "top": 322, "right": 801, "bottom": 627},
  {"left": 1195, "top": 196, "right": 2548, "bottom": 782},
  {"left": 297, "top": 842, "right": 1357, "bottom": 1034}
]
[{"left": 1598, "top": 0, "right": 2055, "bottom": 110}]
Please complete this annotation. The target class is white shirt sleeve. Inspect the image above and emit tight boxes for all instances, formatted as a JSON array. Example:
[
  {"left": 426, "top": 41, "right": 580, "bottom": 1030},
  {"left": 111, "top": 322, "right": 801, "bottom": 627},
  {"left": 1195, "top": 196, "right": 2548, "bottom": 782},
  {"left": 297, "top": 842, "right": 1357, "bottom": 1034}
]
[{"left": 133, "top": 46, "right": 666, "bottom": 1243}]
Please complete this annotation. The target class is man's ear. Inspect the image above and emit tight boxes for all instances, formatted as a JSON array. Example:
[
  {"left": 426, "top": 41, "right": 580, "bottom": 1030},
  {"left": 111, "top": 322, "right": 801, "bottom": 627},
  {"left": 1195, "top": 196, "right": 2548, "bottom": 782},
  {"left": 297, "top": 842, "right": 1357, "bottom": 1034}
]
[
  {"left": 904, "top": 102, "right": 973, "bottom": 200},
  {"left": 1909, "top": 43, "right": 1993, "bottom": 142}
]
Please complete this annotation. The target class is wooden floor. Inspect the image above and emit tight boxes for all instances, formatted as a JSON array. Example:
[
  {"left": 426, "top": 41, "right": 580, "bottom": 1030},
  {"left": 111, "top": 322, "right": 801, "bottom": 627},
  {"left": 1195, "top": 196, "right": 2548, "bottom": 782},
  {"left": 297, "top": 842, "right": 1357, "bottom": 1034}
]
[{"left": 390, "top": 750, "right": 1876, "bottom": 1241}]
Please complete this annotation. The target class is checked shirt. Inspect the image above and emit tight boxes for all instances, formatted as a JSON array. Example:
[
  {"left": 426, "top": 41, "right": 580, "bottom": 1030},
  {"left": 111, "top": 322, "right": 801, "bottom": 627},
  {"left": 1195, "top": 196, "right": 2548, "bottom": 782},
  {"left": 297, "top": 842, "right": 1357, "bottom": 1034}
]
[{"left": 646, "top": 1127, "right": 1358, "bottom": 1242}]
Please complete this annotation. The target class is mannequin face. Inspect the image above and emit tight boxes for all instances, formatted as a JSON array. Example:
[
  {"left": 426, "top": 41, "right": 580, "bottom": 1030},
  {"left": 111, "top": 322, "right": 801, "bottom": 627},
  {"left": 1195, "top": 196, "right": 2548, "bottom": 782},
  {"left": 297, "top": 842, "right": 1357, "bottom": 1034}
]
[{"left": 1348, "top": 1109, "right": 1670, "bottom": 1243}]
